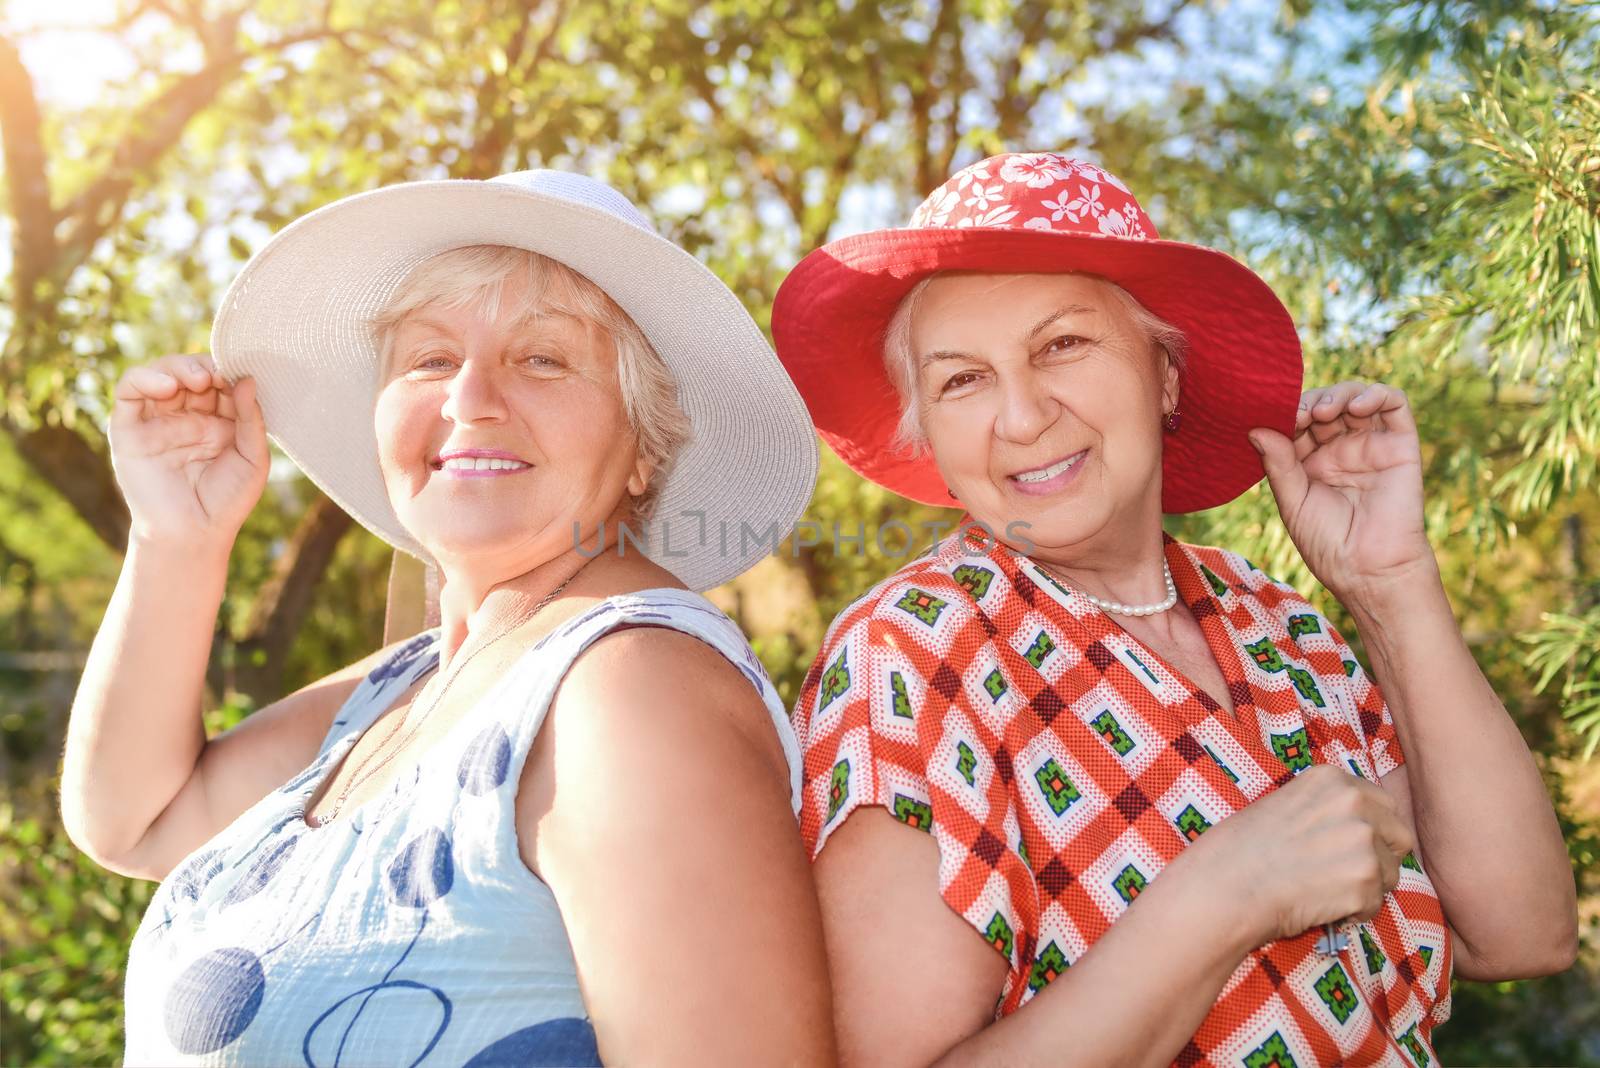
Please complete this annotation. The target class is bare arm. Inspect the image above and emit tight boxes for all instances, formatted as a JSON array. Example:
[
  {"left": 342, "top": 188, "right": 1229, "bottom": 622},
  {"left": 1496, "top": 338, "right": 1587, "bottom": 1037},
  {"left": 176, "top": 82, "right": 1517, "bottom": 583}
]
[
  {"left": 1358, "top": 576, "right": 1577, "bottom": 978},
  {"left": 819, "top": 810, "right": 1253, "bottom": 1068},
  {"left": 61, "top": 354, "right": 381, "bottom": 881},
  {"left": 817, "top": 767, "right": 1412, "bottom": 1068},
  {"left": 63, "top": 534, "right": 221, "bottom": 877},
  {"left": 61, "top": 529, "right": 387, "bottom": 879},
  {"left": 1253, "top": 380, "right": 1576, "bottom": 979},
  {"left": 523, "top": 628, "right": 835, "bottom": 1065}
]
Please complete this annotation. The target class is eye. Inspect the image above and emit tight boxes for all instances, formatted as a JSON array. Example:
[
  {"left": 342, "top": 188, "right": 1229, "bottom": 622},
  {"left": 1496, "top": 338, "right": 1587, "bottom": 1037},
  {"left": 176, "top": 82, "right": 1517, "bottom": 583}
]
[
  {"left": 518, "top": 350, "right": 569, "bottom": 375},
  {"left": 1041, "top": 334, "right": 1088, "bottom": 357},
  {"left": 938, "top": 369, "right": 983, "bottom": 395},
  {"left": 408, "top": 349, "right": 457, "bottom": 372}
]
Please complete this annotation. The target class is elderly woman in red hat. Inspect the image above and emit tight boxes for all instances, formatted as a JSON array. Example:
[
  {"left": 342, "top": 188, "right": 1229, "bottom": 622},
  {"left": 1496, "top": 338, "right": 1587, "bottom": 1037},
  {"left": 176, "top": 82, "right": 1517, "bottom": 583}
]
[{"left": 772, "top": 153, "right": 1575, "bottom": 1067}]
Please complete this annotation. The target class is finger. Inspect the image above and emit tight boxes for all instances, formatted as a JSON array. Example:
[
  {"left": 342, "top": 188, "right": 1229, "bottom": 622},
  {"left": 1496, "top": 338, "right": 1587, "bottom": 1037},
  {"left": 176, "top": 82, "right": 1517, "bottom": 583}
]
[
  {"left": 1329, "top": 385, "right": 1403, "bottom": 438},
  {"left": 1367, "top": 793, "right": 1417, "bottom": 865},
  {"left": 1342, "top": 382, "right": 1388, "bottom": 417},
  {"left": 1250, "top": 427, "right": 1311, "bottom": 516},
  {"left": 1296, "top": 385, "right": 1359, "bottom": 433},
  {"left": 1306, "top": 381, "right": 1371, "bottom": 421},
  {"left": 1375, "top": 829, "right": 1402, "bottom": 894},
  {"left": 200, "top": 355, "right": 228, "bottom": 398},
  {"left": 1371, "top": 385, "right": 1418, "bottom": 438},
  {"left": 215, "top": 387, "right": 238, "bottom": 421},
  {"left": 231, "top": 377, "right": 271, "bottom": 470},
  {"left": 151, "top": 353, "right": 216, "bottom": 393},
  {"left": 192, "top": 376, "right": 224, "bottom": 414},
  {"left": 1304, "top": 388, "right": 1405, "bottom": 447},
  {"left": 118, "top": 358, "right": 213, "bottom": 420},
  {"left": 1309, "top": 417, "right": 1353, "bottom": 446},
  {"left": 1288, "top": 421, "right": 1319, "bottom": 463},
  {"left": 145, "top": 410, "right": 233, "bottom": 453},
  {"left": 114, "top": 365, "right": 181, "bottom": 405},
  {"left": 184, "top": 383, "right": 220, "bottom": 415}
]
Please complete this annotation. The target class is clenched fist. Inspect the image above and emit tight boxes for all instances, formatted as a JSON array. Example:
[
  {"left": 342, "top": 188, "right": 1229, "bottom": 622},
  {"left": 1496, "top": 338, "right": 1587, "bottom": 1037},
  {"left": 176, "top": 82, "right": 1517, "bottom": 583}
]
[{"left": 1198, "top": 764, "right": 1415, "bottom": 945}]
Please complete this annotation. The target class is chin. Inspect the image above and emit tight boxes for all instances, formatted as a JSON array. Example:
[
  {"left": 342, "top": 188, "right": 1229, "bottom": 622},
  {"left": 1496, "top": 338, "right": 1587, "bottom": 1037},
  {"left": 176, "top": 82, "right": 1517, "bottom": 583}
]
[
  {"left": 999, "top": 504, "right": 1106, "bottom": 555},
  {"left": 407, "top": 515, "right": 557, "bottom": 566}
]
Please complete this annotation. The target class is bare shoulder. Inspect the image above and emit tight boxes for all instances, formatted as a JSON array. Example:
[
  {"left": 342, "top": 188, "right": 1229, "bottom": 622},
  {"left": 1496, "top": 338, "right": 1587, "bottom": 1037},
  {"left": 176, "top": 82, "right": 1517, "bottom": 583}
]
[
  {"left": 552, "top": 623, "right": 787, "bottom": 779},
  {"left": 511, "top": 614, "right": 795, "bottom": 886},
  {"left": 516, "top": 612, "right": 832, "bottom": 1062}
]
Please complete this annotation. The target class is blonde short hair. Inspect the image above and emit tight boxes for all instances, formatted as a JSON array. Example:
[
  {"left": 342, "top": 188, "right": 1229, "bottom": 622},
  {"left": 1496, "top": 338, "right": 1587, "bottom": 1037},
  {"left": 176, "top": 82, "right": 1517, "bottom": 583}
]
[
  {"left": 881, "top": 273, "right": 1189, "bottom": 453},
  {"left": 369, "top": 245, "right": 692, "bottom": 520}
]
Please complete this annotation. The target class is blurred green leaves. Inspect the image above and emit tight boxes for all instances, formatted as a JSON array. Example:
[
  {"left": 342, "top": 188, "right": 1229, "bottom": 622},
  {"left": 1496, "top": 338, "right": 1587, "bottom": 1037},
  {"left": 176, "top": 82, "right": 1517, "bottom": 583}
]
[
  {"left": 0, "top": 0, "right": 1596, "bottom": 1064},
  {"left": 0, "top": 804, "right": 155, "bottom": 1066}
]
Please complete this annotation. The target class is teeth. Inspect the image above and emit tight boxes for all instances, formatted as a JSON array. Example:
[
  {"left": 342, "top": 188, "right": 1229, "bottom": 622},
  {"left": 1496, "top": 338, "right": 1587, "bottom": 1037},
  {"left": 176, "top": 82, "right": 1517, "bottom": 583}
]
[
  {"left": 1015, "top": 454, "right": 1080, "bottom": 483},
  {"left": 441, "top": 456, "right": 525, "bottom": 471}
]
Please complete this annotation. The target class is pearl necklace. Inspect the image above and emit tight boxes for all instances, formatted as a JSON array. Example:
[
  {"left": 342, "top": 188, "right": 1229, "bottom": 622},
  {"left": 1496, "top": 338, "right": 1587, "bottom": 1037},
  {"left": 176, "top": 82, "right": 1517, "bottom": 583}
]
[{"left": 1033, "top": 558, "right": 1179, "bottom": 617}]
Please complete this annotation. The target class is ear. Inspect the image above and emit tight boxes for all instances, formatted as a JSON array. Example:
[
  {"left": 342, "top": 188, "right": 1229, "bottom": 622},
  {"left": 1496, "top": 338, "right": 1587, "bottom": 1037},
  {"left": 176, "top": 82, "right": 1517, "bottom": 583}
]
[
  {"left": 1158, "top": 347, "right": 1181, "bottom": 415},
  {"left": 627, "top": 453, "right": 657, "bottom": 498}
]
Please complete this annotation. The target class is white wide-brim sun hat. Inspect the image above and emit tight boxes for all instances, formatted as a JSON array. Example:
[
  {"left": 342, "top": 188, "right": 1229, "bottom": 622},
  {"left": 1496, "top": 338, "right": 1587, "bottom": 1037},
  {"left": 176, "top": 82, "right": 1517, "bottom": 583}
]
[{"left": 211, "top": 170, "right": 818, "bottom": 592}]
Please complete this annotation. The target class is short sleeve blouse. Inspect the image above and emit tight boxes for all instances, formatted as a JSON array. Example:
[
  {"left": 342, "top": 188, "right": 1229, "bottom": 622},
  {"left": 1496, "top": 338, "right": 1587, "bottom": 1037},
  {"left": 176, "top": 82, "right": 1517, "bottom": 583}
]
[{"left": 794, "top": 532, "right": 1450, "bottom": 1068}]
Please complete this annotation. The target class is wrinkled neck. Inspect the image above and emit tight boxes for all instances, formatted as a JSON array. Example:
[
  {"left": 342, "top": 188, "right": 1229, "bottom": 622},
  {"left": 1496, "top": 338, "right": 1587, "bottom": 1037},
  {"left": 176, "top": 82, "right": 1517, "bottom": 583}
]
[{"left": 1022, "top": 499, "right": 1171, "bottom": 609}]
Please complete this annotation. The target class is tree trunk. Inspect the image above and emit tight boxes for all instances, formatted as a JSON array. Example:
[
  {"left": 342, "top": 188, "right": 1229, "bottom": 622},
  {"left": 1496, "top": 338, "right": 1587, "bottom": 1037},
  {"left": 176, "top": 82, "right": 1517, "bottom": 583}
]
[
  {"left": 229, "top": 493, "right": 355, "bottom": 702},
  {"left": 3, "top": 419, "right": 130, "bottom": 552}
]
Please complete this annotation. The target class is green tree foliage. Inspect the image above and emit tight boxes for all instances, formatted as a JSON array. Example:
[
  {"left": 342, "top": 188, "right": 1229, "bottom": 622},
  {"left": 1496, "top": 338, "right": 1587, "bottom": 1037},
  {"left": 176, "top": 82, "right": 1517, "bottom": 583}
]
[{"left": 0, "top": 0, "right": 1594, "bottom": 1063}]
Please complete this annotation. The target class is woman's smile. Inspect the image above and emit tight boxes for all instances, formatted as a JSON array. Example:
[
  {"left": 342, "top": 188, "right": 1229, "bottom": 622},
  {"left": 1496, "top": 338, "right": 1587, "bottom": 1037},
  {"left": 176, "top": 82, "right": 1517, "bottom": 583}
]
[
  {"left": 1006, "top": 447, "right": 1089, "bottom": 496},
  {"left": 432, "top": 447, "right": 534, "bottom": 478}
]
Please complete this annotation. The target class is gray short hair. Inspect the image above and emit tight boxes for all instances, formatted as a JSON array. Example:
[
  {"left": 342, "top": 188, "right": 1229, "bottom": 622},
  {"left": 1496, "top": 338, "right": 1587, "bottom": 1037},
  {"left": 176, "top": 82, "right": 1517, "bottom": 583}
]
[
  {"left": 882, "top": 273, "right": 1188, "bottom": 453},
  {"left": 369, "top": 245, "right": 692, "bottom": 520}
]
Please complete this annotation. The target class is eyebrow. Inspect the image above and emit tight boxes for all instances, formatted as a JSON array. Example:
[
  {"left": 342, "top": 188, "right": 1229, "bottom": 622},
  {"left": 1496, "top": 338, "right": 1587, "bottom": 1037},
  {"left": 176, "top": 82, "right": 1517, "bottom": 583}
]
[
  {"left": 917, "top": 303, "right": 1099, "bottom": 366},
  {"left": 506, "top": 307, "right": 583, "bottom": 330},
  {"left": 397, "top": 308, "right": 582, "bottom": 340},
  {"left": 1025, "top": 304, "right": 1096, "bottom": 342},
  {"left": 396, "top": 316, "right": 457, "bottom": 338},
  {"left": 920, "top": 349, "right": 978, "bottom": 364}
]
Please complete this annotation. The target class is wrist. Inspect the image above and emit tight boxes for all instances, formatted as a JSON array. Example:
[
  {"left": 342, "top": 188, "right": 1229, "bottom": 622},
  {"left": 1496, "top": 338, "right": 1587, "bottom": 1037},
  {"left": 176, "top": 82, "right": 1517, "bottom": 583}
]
[
  {"left": 1162, "top": 833, "right": 1275, "bottom": 958},
  {"left": 127, "top": 529, "right": 235, "bottom": 571},
  {"left": 1333, "top": 555, "right": 1444, "bottom": 619}
]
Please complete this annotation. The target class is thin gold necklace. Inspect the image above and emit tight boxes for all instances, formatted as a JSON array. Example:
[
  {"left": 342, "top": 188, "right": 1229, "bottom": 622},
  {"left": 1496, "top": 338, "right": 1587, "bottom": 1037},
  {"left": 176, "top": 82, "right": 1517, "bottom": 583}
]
[{"left": 313, "top": 559, "right": 590, "bottom": 825}]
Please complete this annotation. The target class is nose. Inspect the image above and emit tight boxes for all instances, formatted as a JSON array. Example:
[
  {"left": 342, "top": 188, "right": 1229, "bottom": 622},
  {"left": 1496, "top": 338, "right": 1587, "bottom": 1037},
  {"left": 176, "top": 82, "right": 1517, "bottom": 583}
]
[
  {"left": 439, "top": 357, "right": 509, "bottom": 425},
  {"left": 992, "top": 368, "right": 1058, "bottom": 445}
]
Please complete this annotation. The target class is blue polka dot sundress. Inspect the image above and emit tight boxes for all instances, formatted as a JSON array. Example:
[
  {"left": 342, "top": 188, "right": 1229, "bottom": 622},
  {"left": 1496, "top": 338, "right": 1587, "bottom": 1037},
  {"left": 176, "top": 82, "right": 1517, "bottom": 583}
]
[{"left": 123, "top": 589, "right": 803, "bottom": 1066}]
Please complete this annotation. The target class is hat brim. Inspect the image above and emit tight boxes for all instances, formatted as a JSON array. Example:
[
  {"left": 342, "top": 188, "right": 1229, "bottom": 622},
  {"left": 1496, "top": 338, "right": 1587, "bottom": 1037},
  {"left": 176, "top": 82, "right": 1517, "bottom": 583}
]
[
  {"left": 771, "top": 227, "right": 1302, "bottom": 513},
  {"left": 212, "top": 179, "right": 817, "bottom": 592}
]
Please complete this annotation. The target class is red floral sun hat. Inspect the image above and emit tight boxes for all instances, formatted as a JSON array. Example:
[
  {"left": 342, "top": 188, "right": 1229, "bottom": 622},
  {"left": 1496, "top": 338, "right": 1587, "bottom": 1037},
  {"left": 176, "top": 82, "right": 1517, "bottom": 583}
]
[{"left": 771, "top": 152, "right": 1304, "bottom": 513}]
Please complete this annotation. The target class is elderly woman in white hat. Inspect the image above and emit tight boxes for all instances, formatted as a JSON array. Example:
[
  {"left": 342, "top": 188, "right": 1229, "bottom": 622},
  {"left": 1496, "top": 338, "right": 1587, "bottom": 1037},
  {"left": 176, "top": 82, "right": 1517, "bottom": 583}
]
[
  {"left": 61, "top": 171, "right": 832, "bottom": 1065},
  {"left": 773, "top": 153, "right": 1574, "bottom": 1067}
]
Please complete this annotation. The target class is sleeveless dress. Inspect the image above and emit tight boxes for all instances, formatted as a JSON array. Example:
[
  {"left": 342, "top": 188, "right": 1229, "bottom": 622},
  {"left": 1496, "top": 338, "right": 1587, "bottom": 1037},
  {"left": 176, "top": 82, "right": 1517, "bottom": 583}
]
[{"left": 123, "top": 589, "right": 801, "bottom": 1067}]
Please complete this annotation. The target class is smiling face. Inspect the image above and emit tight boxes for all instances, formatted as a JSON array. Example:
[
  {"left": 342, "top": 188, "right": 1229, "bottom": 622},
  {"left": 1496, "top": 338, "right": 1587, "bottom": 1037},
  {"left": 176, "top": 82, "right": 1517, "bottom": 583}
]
[
  {"left": 908, "top": 272, "right": 1180, "bottom": 560},
  {"left": 373, "top": 268, "right": 654, "bottom": 577}
]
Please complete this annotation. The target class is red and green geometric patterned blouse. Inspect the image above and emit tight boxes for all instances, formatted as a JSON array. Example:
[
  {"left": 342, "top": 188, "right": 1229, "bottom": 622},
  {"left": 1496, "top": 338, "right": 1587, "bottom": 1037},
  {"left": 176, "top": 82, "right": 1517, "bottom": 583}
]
[{"left": 795, "top": 531, "right": 1451, "bottom": 1068}]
